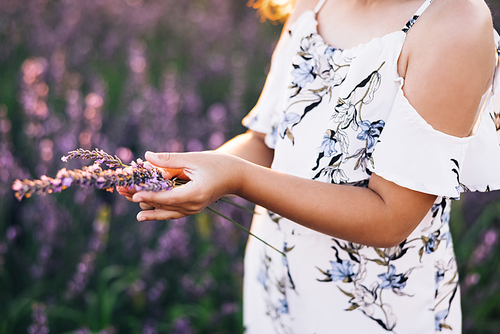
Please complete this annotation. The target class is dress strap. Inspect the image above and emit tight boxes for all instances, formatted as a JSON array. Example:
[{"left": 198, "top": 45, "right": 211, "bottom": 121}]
[
  {"left": 313, "top": 0, "right": 328, "bottom": 15},
  {"left": 402, "top": 0, "right": 435, "bottom": 33}
]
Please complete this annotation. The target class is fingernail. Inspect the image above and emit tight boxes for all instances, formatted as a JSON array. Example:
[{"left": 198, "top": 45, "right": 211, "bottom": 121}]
[
  {"left": 136, "top": 213, "right": 144, "bottom": 221},
  {"left": 133, "top": 195, "right": 143, "bottom": 202}
]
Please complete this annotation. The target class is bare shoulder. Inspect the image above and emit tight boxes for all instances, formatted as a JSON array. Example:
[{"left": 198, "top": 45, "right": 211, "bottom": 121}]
[
  {"left": 400, "top": 0, "right": 497, "bottom": 137},
  {"left": 422, "top": 0, "right": 493, "bottom": 46},
  {"left": 404, "top": 0, "right": 495, "bottom": 70}
]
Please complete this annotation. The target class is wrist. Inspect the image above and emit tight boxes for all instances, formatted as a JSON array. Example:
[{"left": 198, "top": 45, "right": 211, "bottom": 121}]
[{"left": 228, "top": 154, "right": 250, "bottom": 197}]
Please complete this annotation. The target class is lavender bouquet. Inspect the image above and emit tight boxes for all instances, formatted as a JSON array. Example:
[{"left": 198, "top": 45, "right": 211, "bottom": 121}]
[{"left": 12, "top": 148, "right": 285, "bottom": 256}]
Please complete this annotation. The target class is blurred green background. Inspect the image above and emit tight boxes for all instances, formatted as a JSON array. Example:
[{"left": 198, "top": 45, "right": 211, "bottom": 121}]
[{"left": 0, "top": 0, "right": 499, "bottom": 333}]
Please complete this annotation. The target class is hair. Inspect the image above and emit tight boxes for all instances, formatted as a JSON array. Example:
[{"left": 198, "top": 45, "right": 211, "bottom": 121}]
[{"left": 247, "top": 0, "right": 296, "bottom": 23}]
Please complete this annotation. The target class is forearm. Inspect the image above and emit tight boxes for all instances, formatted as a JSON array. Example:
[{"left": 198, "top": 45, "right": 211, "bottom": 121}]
[
  {"left": 233, "top": 158, "right": 436, "bottom": 248},
  {"left": 132, "top": 150, "right": 435, "bottom": 248}
]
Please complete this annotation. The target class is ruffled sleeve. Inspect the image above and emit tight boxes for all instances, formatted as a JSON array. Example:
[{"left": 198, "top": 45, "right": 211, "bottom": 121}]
[
  {"left": 368, "top": 72, "right": 500, "bottom": 199},
  {"left": 241, "top": 25, "right": 296, "bottom": 148},
  {"left": 459, "top": 31, "right": 500, "bottom": 193}
]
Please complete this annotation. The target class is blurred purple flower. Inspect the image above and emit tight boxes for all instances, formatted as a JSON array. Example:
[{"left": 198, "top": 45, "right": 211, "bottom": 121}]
[
  {"left": 473, "top": 228, "right": 499, "bottom": 265},
  {"left": 172, "top": 317, "right": 194, "bottom": 334},
  {"left": 181, "top": 275, "right": 215, "bottom": 299},
  {"left": 140, "top": 218, "right": 191, "bottom": 273},
  {"left": 141, "top": 319, "right": 158, "bottom": 334},
  {"left": 147, "top": 279, "right": 168, "bottom": 303},
  {"left": 27, "top": 303, "right": 49, "bottom": 334},
  {"left": 65, "top": 205, "right": 110, "bottom": 299},
  {"left": 0, "top": 0, "right": 279, "bottom": 332}
]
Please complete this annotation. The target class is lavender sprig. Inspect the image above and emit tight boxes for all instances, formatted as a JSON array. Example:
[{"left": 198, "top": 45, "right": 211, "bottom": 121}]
[
  {"left": 12, "top": 149, "right": 172, "bottom": 201},
  {"left": 61, "top": 148, "right": 126, "bottom": 168}
]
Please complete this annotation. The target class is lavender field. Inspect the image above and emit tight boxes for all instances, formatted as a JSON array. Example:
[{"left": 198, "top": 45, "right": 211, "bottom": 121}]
[{"left": 1, "top": 0, "right": 500, "bottom": 333}]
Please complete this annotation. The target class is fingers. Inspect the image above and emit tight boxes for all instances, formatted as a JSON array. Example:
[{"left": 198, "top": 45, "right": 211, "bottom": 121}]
[
  {"left": 145, "top": 151, "right": 180, "bottom": 168},
  {"left": 132, "top": 184, "right": 210, "bottom": 219},
  {"left": 117, "top": 187, "right": 134, "bottom": 203},
  {"left": 165, "top": 168, "right": 190, "bottom": 181},
  {"left": 139, "top": 202, "right": 155, "bottom": 210},
  {"left": 117, "top": 186, "right": 130, "bottom": 196},
  {"left": 145, "top": 151, "right": 190, "bottom": 180},
  {"left": 129, "top": 150, "right": 231, "bottom": 222},
  {"left": 117, "top": 186, "right": 138, "bottom": 197},
  {"left": 132, "top": 184, "right": 195, "bottom": 207},
  {"left": 136, "top": 208, "right": 186, "bottom": 222}
]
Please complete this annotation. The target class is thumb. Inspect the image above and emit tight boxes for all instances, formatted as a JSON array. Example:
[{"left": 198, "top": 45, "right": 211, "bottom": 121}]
[
  {"left": 145, "top": 151, "right": 181, "bottom": 167},
  {"left": 145, "top": 151, "right": 190, "bottom": 180}
]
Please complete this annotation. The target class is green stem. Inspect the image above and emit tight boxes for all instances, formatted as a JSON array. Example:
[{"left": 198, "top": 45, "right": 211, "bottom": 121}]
[
  {"left": 206, "top": 206, "right": 286, "bottom": 257},
  {"left": 218, "top": 197, "right": 258, "bottom": 215}
]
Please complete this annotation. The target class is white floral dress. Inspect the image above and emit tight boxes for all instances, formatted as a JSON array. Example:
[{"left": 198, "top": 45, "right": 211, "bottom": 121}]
[{"left": 241, "top": 0, "right": 500, "bottom": 333}]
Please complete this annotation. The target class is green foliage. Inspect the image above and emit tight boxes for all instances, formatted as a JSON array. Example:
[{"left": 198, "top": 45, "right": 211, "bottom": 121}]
[{"left": 450, "top": 193, "right": 500, "bottom": 334}]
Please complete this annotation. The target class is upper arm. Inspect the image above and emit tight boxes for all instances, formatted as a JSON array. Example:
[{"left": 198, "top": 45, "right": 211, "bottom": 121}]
[
  {"left": 368, "top": 173, "right": 437, "bottom": 244},
  {"left": 399, "top": 0, "right": 496, "bottom": 137},
  {"left": 216, "top": 130, "right": 274, "bottom": 167}
]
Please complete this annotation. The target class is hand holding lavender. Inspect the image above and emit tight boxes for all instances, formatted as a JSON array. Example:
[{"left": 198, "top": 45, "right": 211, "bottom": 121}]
[
  {"left": 11, "top": 148, "right": 285, "bottom": 256},
  {"left": 12, "top": 148, "right": 173, "bottom": 201}
]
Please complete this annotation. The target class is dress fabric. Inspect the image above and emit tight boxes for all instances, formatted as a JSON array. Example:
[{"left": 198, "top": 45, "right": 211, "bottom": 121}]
[{"left": 241, "top": 0, "right": 500, "bottom": 333}]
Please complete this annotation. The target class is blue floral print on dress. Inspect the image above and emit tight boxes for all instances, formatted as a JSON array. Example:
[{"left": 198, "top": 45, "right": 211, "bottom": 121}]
[
  {"left": 318, "top": 130, "right": 337, "bottom": 157},
  {"left": 424, "top": 231, "right": 441, "bottom": 254},
  {"left": 278, "top": 299, "right": 289, "bottom": 314},
  {"left": 357, "top": 120, "right": 386, "bottom": 150},
  {"left": 291, "top": 62, "right": 316, "bottom": 88},
  {"left": 328, "top": 259, "right": 356, "bottom": 282},
  {"left": 378, "top": 265, "right": 408, "bottom": 290},
  {"left": 244, "top": 1, "right": 467, "bottom": 328},
  {"left": 435, "top": 267, "right": 445, "bottom": 294},
  {"left": 435, "top": 309, "right": 449, "bottom": 331},
  {"left": 258, "top": 268, "right": 268, "bottom": 290}
]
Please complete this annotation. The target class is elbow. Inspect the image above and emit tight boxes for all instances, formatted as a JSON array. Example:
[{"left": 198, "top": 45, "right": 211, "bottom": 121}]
[
  {"left": 363, "top": 218, "right": 418, "bottom": 249},
  {"left": 364, "top": 200, "right": 432, "bottom": 248},
  {"left": 372, "top": 233, "right": 411, "bottom": 249}
]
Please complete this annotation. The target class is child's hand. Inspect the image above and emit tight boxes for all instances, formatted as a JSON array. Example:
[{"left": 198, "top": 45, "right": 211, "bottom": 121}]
[
  {"left": 161, "top": 167, "right": 190, "bottom": 181},
  {"left": 127, "top": 150, "right": 243, "bottom": 222},
  {"left": 116, "top": 163, "right": 190, "bottom": 203},
  {"left": 117, "top": 185, "right": 155, "bottom": 211}
]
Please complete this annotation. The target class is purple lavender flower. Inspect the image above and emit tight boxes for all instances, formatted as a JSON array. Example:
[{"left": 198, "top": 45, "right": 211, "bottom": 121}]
[
  {"left": 65, "top": 205, "right": 110, "bottom": 299},
  {"left": 0, "top": 2, "right": 296, "bottom": 333},
  {"left": 171, "top": 317, "right": 194, "bottom": 334},
  {"left": 27, "top": 303, "right": 49, "bottom": 334},
  {"left": 141, "top": 319, "right": 158, "bottom": 334},
  {"left": 61, "top": 148, "right": 125, "bottom": 168},
  {"left": 473, "top": 228, "right": 499, "bottom": 264},
  {"left": 12, "top": 148, "right": 173, "bottom": 201},
  {"left": 74, "top": 328, "right": 91, "bottom": 334}
]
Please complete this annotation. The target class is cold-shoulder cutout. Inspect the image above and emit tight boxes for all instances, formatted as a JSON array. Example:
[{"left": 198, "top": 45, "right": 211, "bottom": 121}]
[
  {"left": 400, "top": 0, "right": 497, "bottom": 138},
  {"left": 368, "top": 82, "right": 500, "bottom": 198}
]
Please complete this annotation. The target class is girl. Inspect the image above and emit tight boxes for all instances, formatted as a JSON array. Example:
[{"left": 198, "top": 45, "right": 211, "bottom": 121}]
[{"left": 119, "top": 0, "right": 500, "bottom": 332}]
